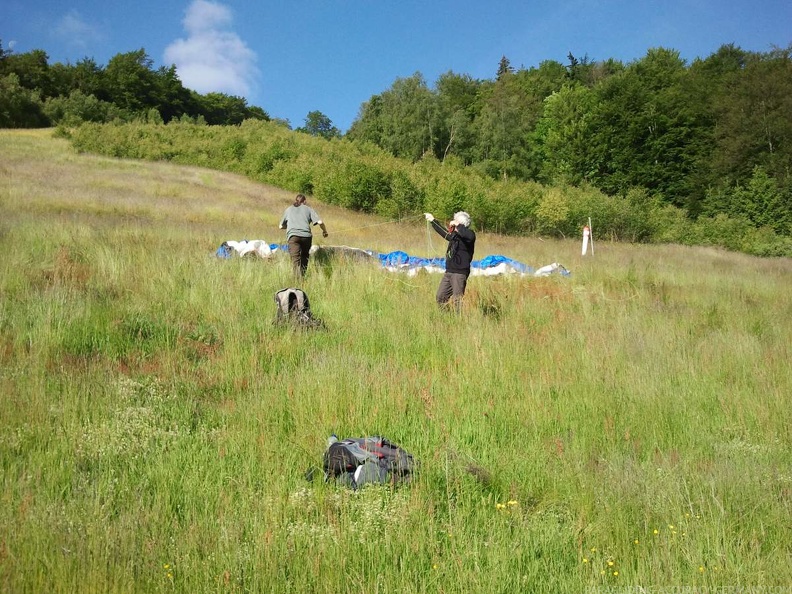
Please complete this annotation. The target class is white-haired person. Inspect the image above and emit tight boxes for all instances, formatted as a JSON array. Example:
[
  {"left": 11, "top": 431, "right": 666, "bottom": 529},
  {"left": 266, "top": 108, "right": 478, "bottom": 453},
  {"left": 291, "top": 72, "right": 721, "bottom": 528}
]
[{"left": 423, "top": 211, "right": 476, "bottom": 310}]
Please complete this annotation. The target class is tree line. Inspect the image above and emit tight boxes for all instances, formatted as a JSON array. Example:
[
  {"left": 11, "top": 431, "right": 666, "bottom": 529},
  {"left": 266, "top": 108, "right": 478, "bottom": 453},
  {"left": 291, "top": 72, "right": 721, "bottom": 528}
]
[
  {"left": 347, "top": 47, "right": 791, "bottom": 238},
  {"left": 0, "top": 44, "right": 268, "bottom": 126}
]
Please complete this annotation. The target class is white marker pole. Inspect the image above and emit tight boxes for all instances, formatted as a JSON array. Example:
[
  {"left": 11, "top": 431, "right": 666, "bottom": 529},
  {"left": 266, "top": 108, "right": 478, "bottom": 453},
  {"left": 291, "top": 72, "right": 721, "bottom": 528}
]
[
  {"left": 582, "top": 225, "right": 590, "bottom": 256},
  {"left": 588, "top": 217, "right": 594, "bottom": 256}
]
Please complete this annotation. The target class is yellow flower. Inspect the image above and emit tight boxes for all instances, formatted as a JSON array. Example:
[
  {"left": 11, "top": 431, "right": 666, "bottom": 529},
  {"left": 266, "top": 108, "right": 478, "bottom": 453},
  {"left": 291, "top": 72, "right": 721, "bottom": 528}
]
[
  {"left": 613, "top": 571, "right": 619, "bottom": 576},
  {"left": 653, "top": 529, "right": 659, "bottom": 535},
  {"left": 163, "top": 564, "right": 170, "bottom": 569},
  {"left": 699, "top": 566, "right": 705, "bottom": 573},
  {"left": 607, "top": 560, "right": 614, "bottom": 567},
  {"left": 583, "top": 558, "right": 588, "bottom": 564},
  {"left": 495, "top": 503, "right": 506, "bottom": 510},
  {"left": 600, "top": 570, "right": 605, "bottom": 575},
  {"left": 634, "top": 539, "right": 639, "bottom": 545},
  {"left": 433, "top": 564, "right": 438, "bottom": 569},
  {"left": 507, "top": 500, "right": 518, "bottom": 506},
  {"left": 590, "top": 547, "right": 597, "bottom": 553}
]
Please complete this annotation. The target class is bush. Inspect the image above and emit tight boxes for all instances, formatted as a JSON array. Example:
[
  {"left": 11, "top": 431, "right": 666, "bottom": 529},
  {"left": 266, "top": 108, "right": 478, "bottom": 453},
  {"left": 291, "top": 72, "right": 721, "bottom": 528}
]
[
  {"left": 0, "top": 73, "right": 49, "bottom": 127},
  {"left": 64, "top": 121, "right": 789, "bottom": 257},
  {"left": 43, "top": 90, "right": 122, "bottom": 126}
]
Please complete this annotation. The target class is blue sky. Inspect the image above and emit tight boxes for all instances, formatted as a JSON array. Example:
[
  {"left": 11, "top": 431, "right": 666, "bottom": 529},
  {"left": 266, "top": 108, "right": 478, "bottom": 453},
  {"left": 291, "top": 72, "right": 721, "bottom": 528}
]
[{"left": 4, "top": 0, "right": 790, "bottom": 132}]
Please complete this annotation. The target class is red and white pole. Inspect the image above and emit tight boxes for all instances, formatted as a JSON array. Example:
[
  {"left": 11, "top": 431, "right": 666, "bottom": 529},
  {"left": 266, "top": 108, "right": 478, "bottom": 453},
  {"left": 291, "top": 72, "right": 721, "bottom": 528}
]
[{"left": 582, "top": 225, "right": 591, "bottom": 256}]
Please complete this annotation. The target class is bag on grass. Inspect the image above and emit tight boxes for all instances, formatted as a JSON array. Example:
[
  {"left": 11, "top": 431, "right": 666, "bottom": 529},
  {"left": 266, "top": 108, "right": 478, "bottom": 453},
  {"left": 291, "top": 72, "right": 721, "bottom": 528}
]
[
  {"left": 274, "top": 288, "right": 323, "bottom": 328},
  {"left": 215, "top": 242, "right": 234, "bottom": 259},
  {"left": 322, "top": 435, "right": 416, "bottom": 489}
]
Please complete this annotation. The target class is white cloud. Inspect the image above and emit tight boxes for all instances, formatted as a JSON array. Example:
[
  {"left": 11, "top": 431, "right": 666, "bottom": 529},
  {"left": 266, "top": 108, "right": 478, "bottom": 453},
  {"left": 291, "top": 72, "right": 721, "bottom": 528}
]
[
  {"left": 164, "top": 0, "right": 259, "bottom": 98},
  {"left": 53, "top": 10, "right": 105, "bottom": 50}
]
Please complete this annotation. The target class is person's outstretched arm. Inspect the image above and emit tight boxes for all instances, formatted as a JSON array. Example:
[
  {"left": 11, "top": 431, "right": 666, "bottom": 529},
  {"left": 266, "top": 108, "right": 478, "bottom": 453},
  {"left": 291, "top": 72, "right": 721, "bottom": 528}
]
[{"left": 425, "top": 213, "right": 451, "bottom": 239}]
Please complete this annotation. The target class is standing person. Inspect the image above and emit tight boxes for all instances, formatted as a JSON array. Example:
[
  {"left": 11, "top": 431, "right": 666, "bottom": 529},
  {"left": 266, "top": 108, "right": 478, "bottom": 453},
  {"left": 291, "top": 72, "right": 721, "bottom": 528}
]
[
  {"left": 279, "top": 194, "right": 328, "bottom": 277},
  {"left": 424, "top": 211, "right": 476, "bottom": 310}
]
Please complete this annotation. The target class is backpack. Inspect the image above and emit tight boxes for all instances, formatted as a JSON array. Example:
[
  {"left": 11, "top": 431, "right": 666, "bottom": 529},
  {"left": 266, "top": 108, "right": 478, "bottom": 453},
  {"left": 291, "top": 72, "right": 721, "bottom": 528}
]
[
  {"left": 273, "top": 288, "right": 322, "bottom": 327},
  {"left": 322, "top": 435, "right": 416, "bottom": 489}
]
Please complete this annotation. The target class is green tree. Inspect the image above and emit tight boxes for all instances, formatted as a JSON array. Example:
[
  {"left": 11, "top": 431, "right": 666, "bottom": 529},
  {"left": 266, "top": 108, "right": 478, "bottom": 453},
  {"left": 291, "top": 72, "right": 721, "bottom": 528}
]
[
  {"left": 711, "top": 46, "right": 792, "bottom": 185},
  {"left": 474, "top": 68, "right": 534, "bottom": 180},
  {"left": 497, "top": 55, "right": 514, "bottom": 80},
  {"left": 585, "top": 48, "right": 700, "bottom": 205},
  {"left": 348, "top": 73, "right": 437, "bottom": 161},
  {"left": 1, "top": 48, "right": 56, "bottom": 98},
  {"left": 153, "top": 64, "right": 196, "bottom": 123},
  {"left": 704, "top": 167, "right": 790, "bottom": 235},
  {"left": 434, "top": 71, "right": 481, "bottom": 163},
  {"left": 70, "top": 57, "right": 108, "bottom": 100},
  {"left": 104, "top": 49, "right": 158, "bottom": 113},
  {"left": 535, "top": 84, "right": 599, "bottom": 184},
  {"left": 298, "top": 110, "right": 340, "bottom": 139},
  {"left": 0, "top": 73, "right": 48, "bottom": 127},
  {"left": 566, "top": 52, "right": 596, "bottom": 85},
  {"left": 195, "top": 92, "right": 251, "bottom": 125},
  {"left": 43, "top": 89, "right": 121, "bottom": 125}
]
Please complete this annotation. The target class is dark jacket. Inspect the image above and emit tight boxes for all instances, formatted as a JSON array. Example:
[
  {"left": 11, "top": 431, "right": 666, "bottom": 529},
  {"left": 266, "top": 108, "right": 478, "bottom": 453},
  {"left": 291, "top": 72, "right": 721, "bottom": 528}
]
[{"left": 430, "top": 220, "right": 476, "bottom": 275}]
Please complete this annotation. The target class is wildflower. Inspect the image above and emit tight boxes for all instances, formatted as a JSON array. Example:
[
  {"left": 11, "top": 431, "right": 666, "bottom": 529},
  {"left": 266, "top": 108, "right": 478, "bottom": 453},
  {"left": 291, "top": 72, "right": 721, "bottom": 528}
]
[
  {"left": 634, "top": 539, "right": 639, "bottom": 545},
  {"left": 668, "top": 524, "right": 675, "bottom": 530},
  {"left": 163, "top": 564, "right": 170, "bottom": 569},
  {"left": 699, "top": 566, "right": 705, "bottom": 573},
  {"left": 653, "top": 529, "right": 659, "bottom": 535},
  {"left": 607, "top": 560, "right": 614, "bottom": 567},
  {"left": 613, "top": 571, "right": 619, "bottom": 576},
  {"left": 496, "top": 503, "right": 506, "bottom": 510},
  {"left": 433, "top": 564, "right": 438, "bottom": 570},
  {"left": 600, "top": 570, "right": 605, "bottom": 575},
  {"left": 590, "top": 547, "right": 597, "bottom": 553},
  {"left": 583, "top": 558, "right": 588, "bottom": 564},
  {"left": 507, "top": 500, "right": 518, "bottom": 506}
]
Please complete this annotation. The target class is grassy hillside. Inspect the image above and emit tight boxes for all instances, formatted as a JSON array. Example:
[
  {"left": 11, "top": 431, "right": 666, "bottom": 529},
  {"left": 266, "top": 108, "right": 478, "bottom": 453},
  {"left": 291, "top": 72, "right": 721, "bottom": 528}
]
[{"left": 1, "top": 129, "right": 791, "bottom": 593}]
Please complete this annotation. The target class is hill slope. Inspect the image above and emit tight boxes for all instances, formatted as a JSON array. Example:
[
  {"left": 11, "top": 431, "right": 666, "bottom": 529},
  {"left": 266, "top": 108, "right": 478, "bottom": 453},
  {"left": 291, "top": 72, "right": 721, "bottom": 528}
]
[{"left": 1, "top": 129, "right": 791, "bottom": 592}]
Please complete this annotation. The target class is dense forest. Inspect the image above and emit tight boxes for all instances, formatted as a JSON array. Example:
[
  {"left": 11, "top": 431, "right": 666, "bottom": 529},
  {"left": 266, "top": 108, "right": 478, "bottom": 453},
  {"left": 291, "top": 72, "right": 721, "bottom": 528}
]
[
  {"left": 0, "top": 44, "right": 269, "bottom": 126},
  {"left": 348, "top": 49, "right": 791, "bottom": 233},
  {"left": 1, "top": 41, "right": 790, "bottom": 255}
]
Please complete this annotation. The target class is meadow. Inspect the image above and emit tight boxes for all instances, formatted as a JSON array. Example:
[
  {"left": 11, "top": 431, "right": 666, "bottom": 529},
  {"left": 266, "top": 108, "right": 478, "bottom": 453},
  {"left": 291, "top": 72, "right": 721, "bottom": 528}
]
[{"left": 1, "top": 129, "right": 791, "bottom": 593}]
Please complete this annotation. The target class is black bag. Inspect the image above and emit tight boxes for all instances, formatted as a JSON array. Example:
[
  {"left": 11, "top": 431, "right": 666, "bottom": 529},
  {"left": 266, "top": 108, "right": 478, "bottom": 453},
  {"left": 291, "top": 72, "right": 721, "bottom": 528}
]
[{"left": 322, "top": 436, "right": 416, "bottom": 489}]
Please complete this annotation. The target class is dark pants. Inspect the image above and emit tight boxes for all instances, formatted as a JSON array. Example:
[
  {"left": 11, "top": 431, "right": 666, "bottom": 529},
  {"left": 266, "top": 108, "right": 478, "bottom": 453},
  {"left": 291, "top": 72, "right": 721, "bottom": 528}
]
[
  {"left": 436, "top": 272, "right": 468, "bottom": 310},
  {"left": 288, "top": 235, "right": 312, "bottom": 276}
]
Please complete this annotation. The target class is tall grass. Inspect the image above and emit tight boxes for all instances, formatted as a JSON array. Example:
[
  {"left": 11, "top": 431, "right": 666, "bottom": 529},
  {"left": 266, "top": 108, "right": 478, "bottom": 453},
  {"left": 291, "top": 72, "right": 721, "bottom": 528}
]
[{"left": 1, "top": 129, "right": 791, "bottom": 593}]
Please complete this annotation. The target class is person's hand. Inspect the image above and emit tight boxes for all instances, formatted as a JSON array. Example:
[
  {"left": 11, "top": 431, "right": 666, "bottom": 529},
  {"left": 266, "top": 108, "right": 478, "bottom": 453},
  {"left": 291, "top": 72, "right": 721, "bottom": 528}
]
[
  {"left": 322, "top": 231, "right": 328, "bottom": 238},
  {"left": 424, "top": 213, "right": 434, "bottom": 222}
]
